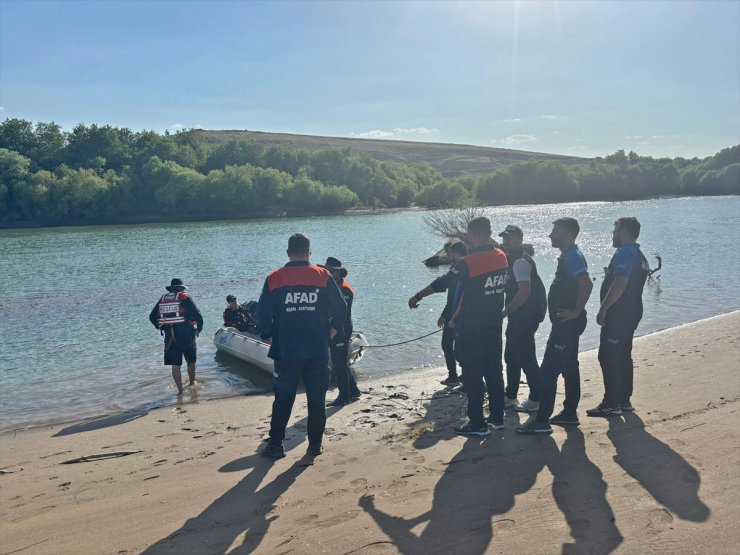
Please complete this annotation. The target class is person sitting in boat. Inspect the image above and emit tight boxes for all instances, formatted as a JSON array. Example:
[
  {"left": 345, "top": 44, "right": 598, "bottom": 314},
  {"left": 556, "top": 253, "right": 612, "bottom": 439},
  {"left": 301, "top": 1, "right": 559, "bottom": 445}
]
[{"left": 223, "top": 295, "right": 250, "bottom": 332}]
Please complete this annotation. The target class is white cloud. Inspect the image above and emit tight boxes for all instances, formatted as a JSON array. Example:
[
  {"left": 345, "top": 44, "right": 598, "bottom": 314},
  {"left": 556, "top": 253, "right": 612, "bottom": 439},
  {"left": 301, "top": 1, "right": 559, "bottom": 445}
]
[
  {"left": 503, "top": 134, "right": 537, "bottom": 145},
  {"left": 350, "top": 127, "right": 438, "bottom": 139},
  {"left": 552, "top": 131, "right": 560, "bottom": 135},
  {"left": 499, "top": 118, "right": 522, "bottom": 123},
  {"left": 651, "top": 134, "right": 680, "bottom": 139},
  {"left": 168, "top": 123, "right": 186, "bottom": 132},
  {"left": 625, "top": 135, "right": 643, "bottom": 139},
  {"left": 567, "top": 145, "right": 590, "bottom": 152},
  {"left": 537, "top": 114, "right": 560, "bottom": 120},
  {"left": 490, "top": 139, "right": 497, "bottom": 144},
  {"left": 0, "top": 106, "right": 4, "bottom": 111}
]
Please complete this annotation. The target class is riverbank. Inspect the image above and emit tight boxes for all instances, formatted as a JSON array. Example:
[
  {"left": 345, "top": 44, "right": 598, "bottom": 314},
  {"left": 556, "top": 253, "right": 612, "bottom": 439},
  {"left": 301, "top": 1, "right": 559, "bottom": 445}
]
[
  {"left": 1, "top": 312, "right": 738, "bottom": 554},
  {"left": 2, "top": 195, "right": 734, "bottom": 230}
]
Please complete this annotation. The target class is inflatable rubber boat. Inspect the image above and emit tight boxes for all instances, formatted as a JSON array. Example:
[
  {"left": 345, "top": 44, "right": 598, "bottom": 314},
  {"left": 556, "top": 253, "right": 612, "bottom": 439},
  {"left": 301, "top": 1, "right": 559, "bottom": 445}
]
[{"left": 214, "top": 327, "right": 369, "bottom": 372}]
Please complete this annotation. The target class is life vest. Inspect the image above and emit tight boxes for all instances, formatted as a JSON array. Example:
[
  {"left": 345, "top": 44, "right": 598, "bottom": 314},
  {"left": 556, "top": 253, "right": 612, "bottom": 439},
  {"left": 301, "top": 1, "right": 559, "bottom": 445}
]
[
  {"left": 505, "top": 248, "right": 547, "bottom": 328},
  {"left": 158, "top": 291, "right": 188, "bottom": 327}
]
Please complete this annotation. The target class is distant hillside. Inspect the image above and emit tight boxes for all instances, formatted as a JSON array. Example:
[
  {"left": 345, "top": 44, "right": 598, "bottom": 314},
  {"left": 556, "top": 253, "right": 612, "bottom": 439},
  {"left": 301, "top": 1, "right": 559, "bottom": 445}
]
[{"left": 197, "top": 129, "right": 588, "bottom": 178}]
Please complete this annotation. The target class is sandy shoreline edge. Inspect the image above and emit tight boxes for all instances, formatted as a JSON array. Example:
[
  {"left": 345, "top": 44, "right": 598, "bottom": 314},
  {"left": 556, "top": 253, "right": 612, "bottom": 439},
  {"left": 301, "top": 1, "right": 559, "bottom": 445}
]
[
  {"left": 1, "top": 311, "right": 739, "bottom": 554},
  {"left": 4, "top": 309, "right": 739, "bottom": 437}
]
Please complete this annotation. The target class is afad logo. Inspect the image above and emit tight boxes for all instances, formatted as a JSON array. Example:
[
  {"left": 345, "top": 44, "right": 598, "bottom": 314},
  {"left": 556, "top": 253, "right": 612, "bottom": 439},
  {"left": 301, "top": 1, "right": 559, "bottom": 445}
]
[{"left": 285, "top": 290, "right": 319, "bottom": 304}]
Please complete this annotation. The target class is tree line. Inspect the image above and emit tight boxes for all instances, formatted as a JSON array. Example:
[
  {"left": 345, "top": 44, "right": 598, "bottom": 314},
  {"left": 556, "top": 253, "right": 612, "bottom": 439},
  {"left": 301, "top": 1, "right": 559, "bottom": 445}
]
[{"left": 0, "top": 118, "right": 737, "bottom": 226}]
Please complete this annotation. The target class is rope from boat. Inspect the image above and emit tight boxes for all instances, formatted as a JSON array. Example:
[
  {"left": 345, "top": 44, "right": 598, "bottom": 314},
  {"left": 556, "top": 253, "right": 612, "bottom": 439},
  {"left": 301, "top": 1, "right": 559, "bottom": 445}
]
[{"left": 366, "top": 329, "right": 442, "bottom": 348}]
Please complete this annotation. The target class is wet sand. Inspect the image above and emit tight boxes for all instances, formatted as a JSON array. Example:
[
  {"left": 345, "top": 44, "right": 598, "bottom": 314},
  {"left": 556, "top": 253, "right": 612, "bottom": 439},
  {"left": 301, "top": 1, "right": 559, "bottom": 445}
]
[{"left": 1, "top": 312, "right": 739, "bottom": 554}]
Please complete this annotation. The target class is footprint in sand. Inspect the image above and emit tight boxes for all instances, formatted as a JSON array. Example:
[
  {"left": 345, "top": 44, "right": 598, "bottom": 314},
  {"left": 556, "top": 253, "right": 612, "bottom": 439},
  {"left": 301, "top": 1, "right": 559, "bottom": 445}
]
[
  {"left": 646, "top": 508, "right": 674, "bottom": 533},
  {"left": 351, "top": 478, "right": 368, "bottom": 492},
  {"left": 315, "top": 510, "right": 361, "bottom": 528},
  {"left": 296, "top": 514, "right": 319, "bottom": 526},
  {"left": 315, "top": 470, "right": 347, "bottom": 487},
  {"left": 624, "top": 481, "right": 643, "bottom": 493},
  {"left": 494, "top": 518, "right": 516, "bottom": 532}
]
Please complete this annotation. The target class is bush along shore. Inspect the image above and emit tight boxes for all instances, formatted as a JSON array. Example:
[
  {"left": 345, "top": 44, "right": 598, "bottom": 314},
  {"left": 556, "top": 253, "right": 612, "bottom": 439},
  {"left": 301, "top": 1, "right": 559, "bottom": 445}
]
[{"left": 0, "top": 119, "right": 738, "bottom": 227}]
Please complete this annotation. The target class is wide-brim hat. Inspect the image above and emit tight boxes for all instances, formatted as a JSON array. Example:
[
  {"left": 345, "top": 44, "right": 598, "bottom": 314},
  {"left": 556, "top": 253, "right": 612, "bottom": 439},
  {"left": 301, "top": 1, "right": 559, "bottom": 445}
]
[
  {"left": 166, "top": 278, "right": 188, "bottom": 292},
  {"left": 319, "top": 256, "right": 348, "bottom": 277}
]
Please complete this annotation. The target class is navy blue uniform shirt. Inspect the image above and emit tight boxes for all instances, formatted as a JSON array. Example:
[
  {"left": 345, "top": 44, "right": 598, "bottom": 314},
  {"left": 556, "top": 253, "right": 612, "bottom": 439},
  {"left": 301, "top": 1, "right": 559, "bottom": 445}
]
[
  {"left": 601, "top": 243, "right": 649, "bottom": 333},
  {"left": 257, "top": 261, "right": 346, "bottom": 361}
]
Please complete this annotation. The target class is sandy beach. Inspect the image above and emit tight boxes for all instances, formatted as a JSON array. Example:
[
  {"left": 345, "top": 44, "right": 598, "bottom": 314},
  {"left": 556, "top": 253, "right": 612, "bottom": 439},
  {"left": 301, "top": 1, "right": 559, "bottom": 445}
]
[{"left": 1, "top": 311, "right": 739, "bottom": 555}]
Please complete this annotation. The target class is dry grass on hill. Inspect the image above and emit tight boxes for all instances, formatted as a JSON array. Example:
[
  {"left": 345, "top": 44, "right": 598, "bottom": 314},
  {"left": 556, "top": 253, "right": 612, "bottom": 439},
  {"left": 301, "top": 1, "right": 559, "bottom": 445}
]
[{"left": 198, "top": 129, "right": 588, "bottom": 178}]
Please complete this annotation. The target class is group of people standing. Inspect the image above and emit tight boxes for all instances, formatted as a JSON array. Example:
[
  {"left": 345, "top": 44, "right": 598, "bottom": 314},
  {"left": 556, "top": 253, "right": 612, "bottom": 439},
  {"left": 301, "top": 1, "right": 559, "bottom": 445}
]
[
  {"left": 411, "top": 215, "right": 648, "bottom": 436},
  {"left": 149, "top": 213, "right": 648, "bottom": 457}
]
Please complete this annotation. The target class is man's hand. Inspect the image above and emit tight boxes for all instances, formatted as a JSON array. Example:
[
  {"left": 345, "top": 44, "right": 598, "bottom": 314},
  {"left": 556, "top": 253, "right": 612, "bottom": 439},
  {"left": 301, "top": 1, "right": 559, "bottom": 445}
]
[
  {"left": 196, "top": 330, "right": 201, "bottom": 337},
  {"left": 408, "top": 296, "right": 420, "bottom": 309},
  {"left": 437, "top": 316, "right": 446, "bottom": 328},
  {"left": 596, "top": 308, "right": 606, "bottom": 326},
  {"left": 556, "top": 309, "right": 581, "bottom": 322},
  {"left": 329, "top": 327, "right": 337, "bottom": 340}
]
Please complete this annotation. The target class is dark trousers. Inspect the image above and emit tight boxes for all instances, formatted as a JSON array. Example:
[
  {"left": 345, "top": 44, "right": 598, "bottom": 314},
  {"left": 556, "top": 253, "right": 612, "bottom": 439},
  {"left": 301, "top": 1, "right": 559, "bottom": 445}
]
[
  {"left": 536, "top": 323, "right": 583, "bottom": 423},
  {"left": 269, "top": 356, "right": 329, "bottom": 446},
  {"left": 330, "top": 336, "right": 358, "bottom": 399},
  {"left": 458, "top": 324, "right": 504, "bottom": 427},
  {"left": 441, "top": 323, "right": 459, "bottom": 379},
  {"left": 504, "top": 323, "right": 540, "bottom": 401},
  {"left": 598, "top": 326, "right": 635, "bottom": 408}
]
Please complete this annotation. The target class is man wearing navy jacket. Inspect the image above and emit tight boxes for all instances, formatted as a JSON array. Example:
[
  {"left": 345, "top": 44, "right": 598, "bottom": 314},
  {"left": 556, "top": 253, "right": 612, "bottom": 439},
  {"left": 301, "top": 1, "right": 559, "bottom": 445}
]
[
  {"left": 588, "top": 217, "right": 649, "bottom": 417},
  {"left": 409, "top": 217, "right": 509, "bottom": 436},
  {"left": 257, "top": 234, "right": 346, "bottom": 459}
]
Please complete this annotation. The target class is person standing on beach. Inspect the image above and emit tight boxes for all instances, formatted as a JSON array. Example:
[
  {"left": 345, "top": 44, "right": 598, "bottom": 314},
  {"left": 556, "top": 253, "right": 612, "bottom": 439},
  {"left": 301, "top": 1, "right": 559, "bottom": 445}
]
[
  {"left": 499, "top": 225, "right": 547, "bottom": 413},
  {"left": 517, "top": 218, "right": 592, "bottom": 434},
  {"left": 257, "top": 234, "right": 346, "bottom": 459},
  {"left": 321, "top": 257, "right": 362, "bottom": 407},
  {"left": 149, "top": 278, "right": 203, "bottom": 394},
  {"left": 588, "top": 217, "right": 649, "bottom": 417},
  {"left": 409, "top": 216, "right": 509, "bottom": 436},
  {"left": 438, "top": 240, "right": 468, "bottom": 386}
]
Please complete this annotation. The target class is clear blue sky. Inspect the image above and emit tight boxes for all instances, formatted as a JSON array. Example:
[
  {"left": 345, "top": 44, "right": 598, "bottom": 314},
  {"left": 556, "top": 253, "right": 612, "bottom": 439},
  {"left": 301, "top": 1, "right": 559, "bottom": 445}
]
[{"left": 1, "top": 0, "right": 738, "bottom": 159}]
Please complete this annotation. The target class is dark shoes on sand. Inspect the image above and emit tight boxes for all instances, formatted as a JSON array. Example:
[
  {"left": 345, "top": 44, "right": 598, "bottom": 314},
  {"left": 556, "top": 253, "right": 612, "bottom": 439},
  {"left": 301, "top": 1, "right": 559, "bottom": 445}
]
[
  {"left": 550, "top": 412, "right": 580, "bottom": 426},
  {"left": 454, "top": 422, "right": 491, "bottom": 436},
  {"left": 259, "top": 442, "right": 286, "bottom": 459},
  {"left": 586, "top": 403, "right": 623, "bottom": 418},
  {"left": 260, "top": 441, "right": 323, "bottom": 459},
  {"left": 516, "top": 420, "right": 553, "bottom": 434}
]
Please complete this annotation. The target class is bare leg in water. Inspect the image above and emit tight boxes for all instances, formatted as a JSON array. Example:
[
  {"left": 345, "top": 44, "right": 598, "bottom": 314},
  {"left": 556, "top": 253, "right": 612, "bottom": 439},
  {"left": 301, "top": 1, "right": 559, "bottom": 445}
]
[
  {"left": 186, "top": 362, "right": 196, "bottom": 387},
  {"left": 171, "top": 365, "right": 184, "bottom": 394}
]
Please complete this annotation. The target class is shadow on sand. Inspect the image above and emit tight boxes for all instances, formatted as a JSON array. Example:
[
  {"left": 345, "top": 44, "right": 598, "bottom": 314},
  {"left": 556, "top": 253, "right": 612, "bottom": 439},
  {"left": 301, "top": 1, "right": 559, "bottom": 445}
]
[
  {"left": 360, "top": 387, "right": 624, "bottom": 555},
  {"left": 607, "top": 412, "right": 710, "bottom": 522},
  {"left": 141, "top": 453, "right": 313, "bottom": 554}
]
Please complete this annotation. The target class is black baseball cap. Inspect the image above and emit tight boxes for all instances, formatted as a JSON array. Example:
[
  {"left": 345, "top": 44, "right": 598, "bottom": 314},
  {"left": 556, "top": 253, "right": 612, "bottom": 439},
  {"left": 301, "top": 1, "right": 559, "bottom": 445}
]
[
  {"left": 498, "top": 225, "right": 523, "bottom": 237},
  {"left": 226, "top": 295, "right": 237, "bottom": 302}
]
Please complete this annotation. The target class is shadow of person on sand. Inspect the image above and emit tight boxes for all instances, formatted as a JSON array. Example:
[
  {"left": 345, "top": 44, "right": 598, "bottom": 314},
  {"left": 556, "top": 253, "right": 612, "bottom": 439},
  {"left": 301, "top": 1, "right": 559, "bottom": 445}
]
[
  {"left": 607, "top": 412, "right": 710, "bottom": 522},
  {"left": 360, "top": 423, "right": 623, "bottom": 555},
  {"left": 550, "top": 426, "right": 623, "bottom": 555},
  {"left": 141, "top": 453, "right": 313, "bottom": 554}
]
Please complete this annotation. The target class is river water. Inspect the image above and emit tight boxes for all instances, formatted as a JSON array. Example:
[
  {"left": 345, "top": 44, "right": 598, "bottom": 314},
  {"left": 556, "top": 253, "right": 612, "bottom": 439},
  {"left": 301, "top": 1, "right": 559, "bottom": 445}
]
[{"left": 1, "top": 196, "right": 739, "bottom": 432}]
